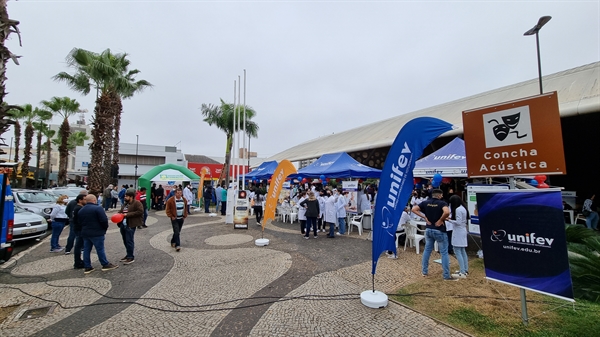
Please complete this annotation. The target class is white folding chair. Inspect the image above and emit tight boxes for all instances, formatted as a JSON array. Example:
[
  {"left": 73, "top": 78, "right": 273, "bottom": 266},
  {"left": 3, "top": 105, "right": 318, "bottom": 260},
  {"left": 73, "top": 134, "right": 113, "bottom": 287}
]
[{"left": 404, "top": 221, "right": 425, "bottom": 254}]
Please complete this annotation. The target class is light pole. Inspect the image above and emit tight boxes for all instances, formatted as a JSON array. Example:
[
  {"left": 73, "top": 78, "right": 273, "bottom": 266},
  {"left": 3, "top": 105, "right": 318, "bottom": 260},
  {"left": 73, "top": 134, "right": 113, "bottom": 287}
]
[
  {"left": 134, "top": 135, "right": 139, "bottom": 190},
  {"left": 524, "top": 16, "right": 551, "bottom": 95},
  {"left": 8, "top": 137, "right": 13, "bottom": 161}
]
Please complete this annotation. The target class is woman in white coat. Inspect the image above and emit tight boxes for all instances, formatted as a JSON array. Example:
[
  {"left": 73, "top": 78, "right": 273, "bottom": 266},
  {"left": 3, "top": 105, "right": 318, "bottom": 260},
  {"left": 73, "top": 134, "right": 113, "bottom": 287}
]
[
  {"left": 297, "top": 191, "right": 307, "bottom": 235},
  {"left": 447, "top": 195, "right": 469, "bottom": 278},
  {"left": 317, "top": 190, "right": 327, "bottom": 232},
  {"left": 324, "top": 190, "right": 337, "bottom": 238},
  {"left": 335, "top": 190, "right": 348, "bottom": 235}
]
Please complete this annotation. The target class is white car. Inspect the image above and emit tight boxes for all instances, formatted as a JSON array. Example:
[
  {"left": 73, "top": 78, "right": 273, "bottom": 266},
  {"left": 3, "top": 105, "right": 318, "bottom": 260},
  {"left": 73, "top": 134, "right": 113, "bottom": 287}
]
[
  {"left": 45, "top": 187, "right": 85, "bottom": 203},
  {"left": 13, "top": 206, "right": 48, "bottom": 241},
  {"left": 12, "top": 189, "right": 58, "bottom": 221}
]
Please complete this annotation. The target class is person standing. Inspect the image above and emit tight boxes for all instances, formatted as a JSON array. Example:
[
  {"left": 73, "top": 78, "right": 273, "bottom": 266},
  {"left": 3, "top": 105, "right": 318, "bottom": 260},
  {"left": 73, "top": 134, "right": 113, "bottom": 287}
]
[
  {"left": 102, "top": 184, "right": 113, "bottom": 211},
  {"left": 317, "top": 190, "right": 326, "bottom": 232},
  {"left": 49, "top": 195, "right": 69, "bottom": 252},
  {"left": 150, "top": 183, "right": 157, "bottom": 210},
  {"left": 335, "top": 190, "right": 348, "bottom": 235},
  {"left": 215, "top": 184, "right": 223, "bottom": 214},
  {"left": 253, "top": 191, "right": 265, "bottom": 226},
  {"left": 324, "top": 190, "right": 337, "bottom": 238},
  {"left": 71, "top": 194, "right": 87, "bottom": 269},
  {"left": 64, "top": 189, "right": 88, "bottom": 255},
  {"left": 136, "top": 187, "right": 149, "bottom": 229},
  {"left": 301, "top": 191, "right": 320, "bottom": 239},
  {"left": 155, "top": 184, "right": 164, "bottom": 210},
  {"left": 220, "top": 184, "right": 227, "bottom": 216},
  {"left": 448, "top": 195, "right": 469, "bottom": 278},
  {"left": 412, "top": 189, "right": 455, "bottom": 281},
  {"left": 110, "top": 186, "right": 119, "bottom": 209},
  {"left": 183, "top": 184, "right": 194, "bottom": 214},
  {"left": 583, "top": 194, "right": 598, "bottom": 230},
  {"left": 165, "top": 189, "right": 188, "bottom": 252},
  {"left": 78, "top": 194, "right": 118, "bottom": 274},
  {"left": 118, "top": 190, "right": 144, "bottom": 264},
  {"left": 203, "top": 185, "right": 213, "bottom": 213},
  {"left": 297, "top": 191, "right": 307, "bottom": 234},
  {"left": 118, "top": 185, "right": 126, "bottom": 208}
]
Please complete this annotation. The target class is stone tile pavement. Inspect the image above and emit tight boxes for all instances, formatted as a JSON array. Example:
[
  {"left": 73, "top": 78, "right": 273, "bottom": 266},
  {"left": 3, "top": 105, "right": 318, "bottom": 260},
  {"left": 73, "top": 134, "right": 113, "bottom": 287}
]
[{"left": 0, "top": 209, "right": 469, "bottom": 337}]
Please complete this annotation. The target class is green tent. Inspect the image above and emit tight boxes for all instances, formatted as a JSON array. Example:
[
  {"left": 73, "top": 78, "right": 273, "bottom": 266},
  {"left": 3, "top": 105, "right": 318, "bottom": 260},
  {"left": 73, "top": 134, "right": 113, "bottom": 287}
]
[{"left": 138, "top": 163, "right": 200, "bottom": 208}]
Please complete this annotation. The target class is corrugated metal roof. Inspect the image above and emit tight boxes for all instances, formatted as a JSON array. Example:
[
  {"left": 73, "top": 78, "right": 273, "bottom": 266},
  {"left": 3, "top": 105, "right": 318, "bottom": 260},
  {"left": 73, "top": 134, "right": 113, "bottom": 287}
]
[{"left": 267, "top": 62, "right": 599, "bottom": 163}]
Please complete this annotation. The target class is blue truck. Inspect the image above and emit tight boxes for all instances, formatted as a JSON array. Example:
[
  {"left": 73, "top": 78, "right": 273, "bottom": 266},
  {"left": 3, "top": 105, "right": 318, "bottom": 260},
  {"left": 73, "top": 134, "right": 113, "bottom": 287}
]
[{"left": 1, "top": 167, "right": 15, "bottom": 264}]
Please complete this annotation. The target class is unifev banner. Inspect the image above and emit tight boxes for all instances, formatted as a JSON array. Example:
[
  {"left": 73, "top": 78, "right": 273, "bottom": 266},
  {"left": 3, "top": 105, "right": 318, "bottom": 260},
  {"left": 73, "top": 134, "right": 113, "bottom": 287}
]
[
  {"left": 263, "top": 160, "right": 297, "bottom": 230},
  {"left": 372, "top": 117, "right": 452, "bottom": 275},
  {"left": 342, "top": 181, "right": 359, "bottom": 213},
  {"left": 477, "top": 189, "right": 574, "bottom": 301}
]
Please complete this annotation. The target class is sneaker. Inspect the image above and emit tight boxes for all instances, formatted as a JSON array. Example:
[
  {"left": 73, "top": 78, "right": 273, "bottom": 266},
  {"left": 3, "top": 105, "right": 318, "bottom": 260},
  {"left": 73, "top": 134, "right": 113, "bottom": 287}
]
[
  {"left": 304, "top": 236, "right": 309, "bottom": 240},
  {"left": 443, "top": 277, "right": 459, "bottom": 281},
  {"left": 50, "top": 247, "right": 64, "bottom": 253},
  {"left": 142, "top": 225, "right": 148, "bottom": 228},
  {"left": 421, "top": 273, "right": 428, "bottom": 277},
  {"left": 314, "top": 236, "right": 318, "bottom": 239},
  {"left": 335, "top": 232, "right": 342, "bottom": 236},
  {"left": 123, "top": 258, "right": 135, "bottom": 265},
  {"left": 84, "top": 267, "right": 95, "bottom": 274},
  {"left": 176, "top": 246, "right": 181, "bottom": 252},
  {"left": 387, "top": 254, "right": 398, "bottom": 259},
  {"left": 64, "top": 251, "right": 71, "bottom": 255},
  {"left": 101, "top": 263, "right": 119, "bottom": 272},
  {"left": 257, "top": 222, "right": 261, "bottom": 226},
  {"left": 451, "top": 273, "right": 467, "bottom": 279},
  {"left": 171, "top": 243, "right": 176, "bottom": 248},
  {"left": 119, "top": 256, "right": 128, "bottom": 262}
]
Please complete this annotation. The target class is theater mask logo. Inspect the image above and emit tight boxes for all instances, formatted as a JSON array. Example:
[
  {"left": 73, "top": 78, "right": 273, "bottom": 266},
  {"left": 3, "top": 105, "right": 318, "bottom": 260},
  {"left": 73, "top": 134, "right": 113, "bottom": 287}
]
[{"left": 483, "top": 106, "right": 533, "bottom": 148}]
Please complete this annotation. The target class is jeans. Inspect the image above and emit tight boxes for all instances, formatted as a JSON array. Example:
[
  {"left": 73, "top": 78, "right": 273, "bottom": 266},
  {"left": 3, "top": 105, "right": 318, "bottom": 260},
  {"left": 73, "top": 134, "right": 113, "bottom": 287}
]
[
  {"left": 103, "top": 197, "right": 110, "bottom": 211},
  {"left": 305, "top": 217, "right": 317, "bottom": 236},
  {"left": 171, "top": 218, "right": 184, "bottom": 247},
  {"left": 454, "top": 247, "right": 468, "bottom": 274},
  {"left": 65, "top": 222, "right": 76, "bottom": 252},
  {"left": 255, "top": 206, "right": 263, "bottom": 223},
  {"left": 83, "top": 235, "right": 109, "bottom": 268},
  {"left": 337, "top": 217, "right": 346, "bottom": 234},
  {"left": 221, "top": 201, "right": 227, "bottom": 215},
  {"left": 586, "top": 211, "right": 599, "bottom": 230},
  {"left": 120, "top": 225, "right": 136, "bottom": 259},
  {"left": 422, "top": 228, "right": 450, "bottom": 279},
  {"left": 446, "top": 230, "right": 454, "bottom": 254},
  {"left": 143, "top": 208, "right": 148, "bottom": 225},
  {"left": 216, "top": 200, "right": 221, "bottom": 213},
  {"left": 73, "top": 231, "right": 84, "bottom": 268},
  {"left": 50, "top": 220, "right": 66, "bottom": 250},
  {"left": 204, "top": 199, "right": 211, "bottom": 213},
  {"left": 317, "top": 217, "right": 323, "bottom": 230},
  {"left": 328, "top": 222, "right": 335, "bottom": 237}
]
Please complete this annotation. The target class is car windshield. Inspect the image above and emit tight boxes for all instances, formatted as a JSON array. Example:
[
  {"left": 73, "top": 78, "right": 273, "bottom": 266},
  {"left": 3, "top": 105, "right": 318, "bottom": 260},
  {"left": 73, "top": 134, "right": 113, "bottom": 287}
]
[
  {"left": 51, "top": 189, "right": 79, "bottom": 197},
  {"left": 14, "top": 205, "right": 27, "bottom": 213},
  {"left": 16, "top": 191, "right": 57, "bottom": 203}
]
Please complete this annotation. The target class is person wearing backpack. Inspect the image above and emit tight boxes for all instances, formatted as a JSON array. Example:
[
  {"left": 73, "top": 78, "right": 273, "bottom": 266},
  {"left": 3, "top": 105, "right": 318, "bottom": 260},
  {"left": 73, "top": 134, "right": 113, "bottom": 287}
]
[{"left": 118, "top": 185, "right": 126, "bottom": 206}]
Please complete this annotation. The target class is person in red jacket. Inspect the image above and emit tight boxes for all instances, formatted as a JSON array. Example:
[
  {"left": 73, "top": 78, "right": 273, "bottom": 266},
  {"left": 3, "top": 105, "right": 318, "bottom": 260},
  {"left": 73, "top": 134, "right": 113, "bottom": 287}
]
[{"left": 135, "top": 187, "right": 148, "bottom": 229}]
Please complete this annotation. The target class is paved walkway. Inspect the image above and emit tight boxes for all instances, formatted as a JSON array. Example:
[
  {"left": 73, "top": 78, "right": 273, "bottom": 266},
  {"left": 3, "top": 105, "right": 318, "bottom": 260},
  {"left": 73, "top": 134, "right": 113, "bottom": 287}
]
[{"left": 0, "top": 209, "right": 468, "bottom": 337}]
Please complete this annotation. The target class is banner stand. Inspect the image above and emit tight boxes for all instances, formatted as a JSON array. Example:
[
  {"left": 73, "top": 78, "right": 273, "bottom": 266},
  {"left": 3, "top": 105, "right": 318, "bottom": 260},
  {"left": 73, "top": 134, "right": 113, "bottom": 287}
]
[{"left": 509, "top": 176, "right": 529, "bottom": 326}]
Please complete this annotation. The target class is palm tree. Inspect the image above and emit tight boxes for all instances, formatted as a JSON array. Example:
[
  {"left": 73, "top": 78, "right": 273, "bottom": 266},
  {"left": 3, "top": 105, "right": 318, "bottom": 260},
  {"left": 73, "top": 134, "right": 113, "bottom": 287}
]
[
  {"left": 38, "top": 126, "right": 55, "bottom": 188},
  {"left": 7, "top": 106, "right": 26, "bottom": 182},
  {"left": 41, "top": 96, "right": 81, "bottom": 186},
  {"left": 32, "top": 113, "right": 53, "bottom": 187},
  {"left": 53, "top": 48, "right": 151, "bottom": 194},
  {"left": 0, "top": 1, "right": 22, "bottom": 143},
  {"left": 19, "top": 104, "right": 52, "bottom": 187},
  {"left": 200, "top": 99, "right": 259, "bottom": 187}
]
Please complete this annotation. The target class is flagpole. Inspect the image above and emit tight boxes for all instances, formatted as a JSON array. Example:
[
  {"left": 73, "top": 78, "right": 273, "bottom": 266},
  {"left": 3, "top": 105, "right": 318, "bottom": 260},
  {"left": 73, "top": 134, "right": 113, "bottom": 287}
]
[
  {"left": 232, "top": 80, "right": 236, "bottom": 187},
  {"left": 243, "top": 69, "right": 247, "bottom": 191},
  {"left": 237, "top": 75, "right": 241, "bottom": 190}
]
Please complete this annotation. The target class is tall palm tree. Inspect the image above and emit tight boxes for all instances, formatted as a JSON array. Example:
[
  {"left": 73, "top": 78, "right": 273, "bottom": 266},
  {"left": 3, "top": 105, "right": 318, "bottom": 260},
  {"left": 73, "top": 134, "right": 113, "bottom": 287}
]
[
  {"left": 19, "top": 104, "right": 52, "bottom": 187},
  {"left": 39, "top": 126, "right": 55, "bottom": 188},
  {"left": 200, "top": 99, "right": 259, "bottom": 187},
  {"left": 53, "top": 48, "right": 151, "bottom": 194},
  {"left": 0, "top": 1, "right": 22, "bottom": 143},
  {"left": 41, "top": 96, "right": 81, "bottom": 186},
  {"left": 7, "top": 106, "right": 26, "bottom": 182},
  {"left": 32, "top": 113, "right": 52, "bottom": 187}
]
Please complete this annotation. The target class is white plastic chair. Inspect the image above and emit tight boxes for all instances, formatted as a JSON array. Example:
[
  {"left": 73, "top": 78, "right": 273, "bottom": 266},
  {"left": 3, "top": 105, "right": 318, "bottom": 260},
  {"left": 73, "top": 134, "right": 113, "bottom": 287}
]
[
  {"left": 278, "top": 206, "right": 290, "bottom": 223},
  {"left": 349, "top": 214, "right": 363, "bottom": 235},
  {"left": 289, "top": 206, "right": 298, "bottom": 223},
  {"left": 404, "top": 221, "right": 425, "bottom": 254}
]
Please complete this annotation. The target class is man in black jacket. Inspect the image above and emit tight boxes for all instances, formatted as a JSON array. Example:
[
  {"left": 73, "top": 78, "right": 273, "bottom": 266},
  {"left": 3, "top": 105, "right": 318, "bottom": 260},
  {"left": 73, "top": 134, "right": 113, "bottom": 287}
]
[
  {"left": 71, "top": 194, "right": 87, "bottom": 269},
  {"left": 64, "top": 190, "right": 88, "bottom": 255},
  {"left": 78, "top": 194, "right": 118, "bottom": 274}
]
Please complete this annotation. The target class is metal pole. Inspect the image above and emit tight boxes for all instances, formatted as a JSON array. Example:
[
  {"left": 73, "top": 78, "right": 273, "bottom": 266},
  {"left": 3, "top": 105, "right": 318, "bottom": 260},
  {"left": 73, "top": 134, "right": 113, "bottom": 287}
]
[
  {"left": 237, "top": 76, "right": 241, "bottom": 190},
  {"left": 134, "top": 135, "right": 139, "bottom": 190},
  {"left": 242, "top": 70, "right": 247, "bottom": 191},
  {"left": 520, "top": 288, "right": 529, "bottom": 326},
  {"left": 535, "top": 32, "right": 543, "bottom": 95},
  {"left": 8, "top": 137, "right": 13, "bottom": 161}
]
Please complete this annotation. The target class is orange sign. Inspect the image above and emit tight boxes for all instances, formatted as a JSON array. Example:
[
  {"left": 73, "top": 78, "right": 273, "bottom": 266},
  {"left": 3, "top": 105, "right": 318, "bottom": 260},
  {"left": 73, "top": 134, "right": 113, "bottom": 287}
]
[{"left": 462, "top": 92, "right": 566, "bottom": 178}]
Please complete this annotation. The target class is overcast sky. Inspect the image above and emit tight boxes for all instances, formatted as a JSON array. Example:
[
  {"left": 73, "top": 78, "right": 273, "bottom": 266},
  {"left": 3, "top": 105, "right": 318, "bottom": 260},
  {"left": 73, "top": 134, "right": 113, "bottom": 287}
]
[{"left": 4, "top": 0, "right": 599, "bottom": 160}]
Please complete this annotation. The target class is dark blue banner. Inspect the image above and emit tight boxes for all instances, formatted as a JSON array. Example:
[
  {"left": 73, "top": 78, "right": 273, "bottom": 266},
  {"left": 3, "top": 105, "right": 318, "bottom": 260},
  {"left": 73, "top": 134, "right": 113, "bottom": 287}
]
[
  {"left": 372, "top": 117, "right": 452, "bottom": 275},
  {"left": 477, "top": 190, "right": 574, "bottom": 301}
]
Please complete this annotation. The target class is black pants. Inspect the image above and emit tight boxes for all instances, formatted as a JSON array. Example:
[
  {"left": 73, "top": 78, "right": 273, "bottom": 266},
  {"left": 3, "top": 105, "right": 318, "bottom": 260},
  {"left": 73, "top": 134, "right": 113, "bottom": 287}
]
[
  {"left": 254, "top": 206, "right": 263, "bottom": 223},
  {"left": 221, "top": 201, "right": 227, "bottom": 215},
  {"left": 300, "top": 220, "right": 306, "bottom": 234}
]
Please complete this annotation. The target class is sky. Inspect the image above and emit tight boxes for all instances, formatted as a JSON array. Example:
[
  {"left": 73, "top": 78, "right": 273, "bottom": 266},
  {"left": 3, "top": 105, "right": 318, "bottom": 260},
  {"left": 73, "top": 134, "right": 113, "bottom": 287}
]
[{"left": 3, "top": 0, "right": 599, "bottom": 160}]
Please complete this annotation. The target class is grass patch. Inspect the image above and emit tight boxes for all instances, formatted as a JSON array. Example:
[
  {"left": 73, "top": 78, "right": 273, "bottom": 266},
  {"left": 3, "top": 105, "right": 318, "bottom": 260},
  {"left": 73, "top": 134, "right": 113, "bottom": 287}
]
[{"left": 394, "top": 256, "right": 600, "bottom": 336}]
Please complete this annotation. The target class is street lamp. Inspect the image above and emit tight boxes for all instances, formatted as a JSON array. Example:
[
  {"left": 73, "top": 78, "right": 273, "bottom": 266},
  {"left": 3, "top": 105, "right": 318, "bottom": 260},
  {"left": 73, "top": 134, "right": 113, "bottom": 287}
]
[
  {"left": 134, "top": 135, "right": 139, "bottom": 190},
  {"left": 524, "top": 16, "right": 552, "bottom": 95}
]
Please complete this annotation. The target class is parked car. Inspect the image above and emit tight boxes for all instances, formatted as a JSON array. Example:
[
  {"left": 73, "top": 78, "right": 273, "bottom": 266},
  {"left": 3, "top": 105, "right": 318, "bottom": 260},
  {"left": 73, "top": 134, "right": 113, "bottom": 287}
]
[
  {"left": 12, "top": 205, "right": 47, "bottom": 241},
  {"left": 11, "top": 189, "right": 58, "bottom": 222},
  {"left": 45, "top": 187, "right": 85, "bottom": 203}
]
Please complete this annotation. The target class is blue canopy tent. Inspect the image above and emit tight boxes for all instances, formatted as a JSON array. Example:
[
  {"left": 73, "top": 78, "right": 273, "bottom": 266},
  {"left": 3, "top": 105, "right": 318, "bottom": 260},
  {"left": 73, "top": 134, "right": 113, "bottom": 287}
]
[
  {"left": 291, "top": 152, "right": 382, "bottom": 179},
  {"left": 245, "top": 161, "right": 279, "bottom": 180},
  {"left": 412, "top": 137, "right": 467, "bottom": 178}
]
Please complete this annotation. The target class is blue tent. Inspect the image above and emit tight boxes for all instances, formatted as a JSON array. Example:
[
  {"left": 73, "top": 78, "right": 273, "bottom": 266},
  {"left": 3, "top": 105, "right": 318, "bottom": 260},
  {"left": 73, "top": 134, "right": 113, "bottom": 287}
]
[
  {"left": 292, "top": 152, "right": 381, "bottom": 179},
  {"left": 245, "top": 161, "right": 279, "bottom": 180},
  {"left": 413, "top": 137, "right": 467, "bottom": 177}
]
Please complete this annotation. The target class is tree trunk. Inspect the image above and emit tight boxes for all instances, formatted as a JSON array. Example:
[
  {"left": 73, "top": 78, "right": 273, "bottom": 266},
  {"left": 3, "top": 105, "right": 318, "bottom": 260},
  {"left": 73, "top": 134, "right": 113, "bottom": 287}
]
[
  {"left": 111, "top": 94, "right": 122, "bottom": 186},
  {"left": 21, "top": 123, "right": 33, "bottom": 188},
  {"left": 223, "top": 133, "right": 233, "bottom": 187},
  {"left": 45, "top": 138, "right": 51, "bottom": 188},
  {"left": 11, "top": 122, "right": 20, "bottom": 183},
  {"left": 57, "top": 118, "right": 70, "bottom": 186},
  {"left": 88, "top": 94, "right": 111, "bottom": 195}
]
